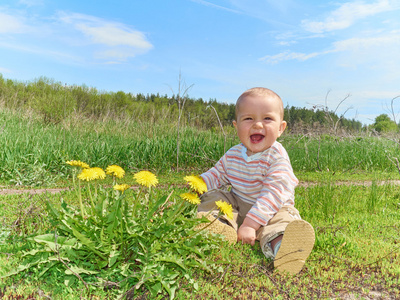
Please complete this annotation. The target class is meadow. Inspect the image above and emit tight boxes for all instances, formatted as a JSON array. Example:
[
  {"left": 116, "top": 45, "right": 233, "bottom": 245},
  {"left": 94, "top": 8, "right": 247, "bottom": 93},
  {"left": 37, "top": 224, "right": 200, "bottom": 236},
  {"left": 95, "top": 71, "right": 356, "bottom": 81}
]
[{"left": 0, "top": 103, "right": 399, "bottom": 299}]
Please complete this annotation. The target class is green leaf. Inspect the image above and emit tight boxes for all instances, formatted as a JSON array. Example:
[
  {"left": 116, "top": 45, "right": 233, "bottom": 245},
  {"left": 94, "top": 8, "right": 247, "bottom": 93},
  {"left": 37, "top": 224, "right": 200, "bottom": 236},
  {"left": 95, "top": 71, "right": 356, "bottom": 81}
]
[
  {"left": 150, "top": 282, "right": 162, "bottom": 295},
  {"left": 64, "top": 265, "right": 99, "bottom": 275},
  {"left": 21, "top": 248, "right": 41, "bottom": 257},
  {"left": 70, "top": 226, "right": 107, "bottom": 260},
  {"left": 155, "top": 255, "right": 186, "bottom": 271},
  {"left": 147, "top": 195, "right": 168, "bottom": 220},
  {"left": 64, "top": 275, "right": 77, "bottom": 287},
  {"left": 38, "top": 262, "right": 56, "bottom": 278},
  {"left": 46, "top": 201, "right": 60, "bottom": 219},
  {"left": 108, "top": 249, "right": 119, "bottom": 268},
  {"left": 33, "top": 234, "right": 77, "bottom": 251}
]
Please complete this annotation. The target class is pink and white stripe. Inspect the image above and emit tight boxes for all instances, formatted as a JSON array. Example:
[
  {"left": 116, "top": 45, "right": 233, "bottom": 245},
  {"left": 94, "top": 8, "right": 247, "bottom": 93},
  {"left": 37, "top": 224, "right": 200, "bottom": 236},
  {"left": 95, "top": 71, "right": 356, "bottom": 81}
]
[{"left": 201, "top": 141, "right": 298, "bottom": 226}]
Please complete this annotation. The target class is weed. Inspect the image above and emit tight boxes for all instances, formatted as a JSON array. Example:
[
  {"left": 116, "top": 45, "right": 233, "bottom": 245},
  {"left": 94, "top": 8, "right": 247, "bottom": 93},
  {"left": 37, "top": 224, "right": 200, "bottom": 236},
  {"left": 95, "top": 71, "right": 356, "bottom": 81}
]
[{"left": 0, "top": 164, "right": 230, "bottom": 299}]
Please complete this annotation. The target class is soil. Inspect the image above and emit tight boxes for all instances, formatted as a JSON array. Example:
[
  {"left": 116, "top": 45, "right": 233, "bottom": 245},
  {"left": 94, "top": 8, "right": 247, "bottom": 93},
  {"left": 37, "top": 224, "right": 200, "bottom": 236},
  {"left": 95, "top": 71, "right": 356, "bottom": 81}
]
[
  {"left": 1, "top": 180, "right": 400, "bottom": 195},
  {"left": 0, "top": 187, "right": 71, "bottom": 195}
]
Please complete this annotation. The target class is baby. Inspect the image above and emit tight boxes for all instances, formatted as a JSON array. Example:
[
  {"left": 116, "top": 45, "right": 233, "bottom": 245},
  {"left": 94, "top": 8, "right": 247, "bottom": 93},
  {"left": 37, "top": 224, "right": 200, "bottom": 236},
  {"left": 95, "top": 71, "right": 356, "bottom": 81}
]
[{"left": 198, "top": 87, "right": 315, "bottom": 274}]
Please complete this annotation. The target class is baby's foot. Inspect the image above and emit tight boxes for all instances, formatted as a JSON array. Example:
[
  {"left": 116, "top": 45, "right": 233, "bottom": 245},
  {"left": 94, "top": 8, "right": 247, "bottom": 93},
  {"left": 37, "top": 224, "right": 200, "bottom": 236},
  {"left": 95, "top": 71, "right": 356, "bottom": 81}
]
[
  {"left": 196, "top": 212, "right": 237, "bottom": 244},
  {"left": 273, "top": 219, "right": 315, "bottom": 275}
]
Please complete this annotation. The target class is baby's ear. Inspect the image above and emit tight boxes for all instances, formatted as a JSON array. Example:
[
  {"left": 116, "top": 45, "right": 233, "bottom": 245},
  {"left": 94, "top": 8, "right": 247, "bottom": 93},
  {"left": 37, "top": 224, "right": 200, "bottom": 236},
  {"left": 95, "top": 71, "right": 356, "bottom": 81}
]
[
  {"left": 232, "top": 120, "right": 237, "bottom": 129},
  {"left": 279, "top": 121, "right": 287, "bottom": 135}
]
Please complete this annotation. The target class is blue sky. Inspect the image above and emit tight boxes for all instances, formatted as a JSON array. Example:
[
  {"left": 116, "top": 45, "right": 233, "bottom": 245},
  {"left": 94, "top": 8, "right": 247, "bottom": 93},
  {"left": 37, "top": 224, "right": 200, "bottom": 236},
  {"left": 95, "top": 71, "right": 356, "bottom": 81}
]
[{"left": 1, "top": 0, "right": 399, "bottom": 125}]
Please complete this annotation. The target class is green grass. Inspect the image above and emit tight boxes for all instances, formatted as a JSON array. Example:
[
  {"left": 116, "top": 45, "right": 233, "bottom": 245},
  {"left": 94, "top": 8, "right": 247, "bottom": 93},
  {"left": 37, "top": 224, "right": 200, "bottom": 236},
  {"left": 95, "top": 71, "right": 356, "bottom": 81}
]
[
  {"left": 1, "top": 105, "right": 400, "bottom": 299},
  {"left": 0, "top": 106, "right": 239, "bottom": 186},
  {"left": 1, "top": 106, "right": 400, "bottom": 189},
  {"left": 0, "top": 177, "right": 399, "bottom": 299}
]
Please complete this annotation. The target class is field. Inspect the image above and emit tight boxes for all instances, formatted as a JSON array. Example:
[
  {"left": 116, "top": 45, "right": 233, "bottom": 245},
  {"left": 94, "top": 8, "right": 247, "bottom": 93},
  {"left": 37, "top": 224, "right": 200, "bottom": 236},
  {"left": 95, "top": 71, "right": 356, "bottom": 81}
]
[{"left": 0, "top": 105, "right": 399, "bottom": 299}]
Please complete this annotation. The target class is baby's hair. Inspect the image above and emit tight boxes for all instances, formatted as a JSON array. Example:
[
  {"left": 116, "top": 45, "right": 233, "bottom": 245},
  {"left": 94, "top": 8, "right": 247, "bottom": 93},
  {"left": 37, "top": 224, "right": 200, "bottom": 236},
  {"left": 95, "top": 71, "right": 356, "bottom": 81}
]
[{"left": 236, "top": 87, "right": 284, "bottom": 120}]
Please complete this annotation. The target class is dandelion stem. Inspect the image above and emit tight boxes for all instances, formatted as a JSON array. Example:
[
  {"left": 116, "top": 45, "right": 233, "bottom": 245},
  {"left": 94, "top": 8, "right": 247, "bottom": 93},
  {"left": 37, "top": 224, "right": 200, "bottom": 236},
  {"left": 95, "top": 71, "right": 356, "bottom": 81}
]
[
  {"left": 88, "top": 184, "right": 96, "bottom": 213},
  {"left": 132, "top": 186, "right": 143, "bottom": 218},
  {"left": 78, "top": 180, "right": 85, "bottom": 218},
  {"left": 166, "top": 200, "right": 186, "bottom": 225}
]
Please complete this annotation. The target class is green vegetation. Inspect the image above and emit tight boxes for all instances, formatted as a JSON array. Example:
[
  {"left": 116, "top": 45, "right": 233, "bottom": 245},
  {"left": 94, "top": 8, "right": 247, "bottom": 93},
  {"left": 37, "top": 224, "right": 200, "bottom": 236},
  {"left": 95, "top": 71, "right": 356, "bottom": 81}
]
[
  {"left": 0, "top": 75, "right": 363, "bottom": 132},
  {"left": 1, "top": 103, "right": 400, "bottom": 188},
  {"left": 372, "top": 114, "right": 399, "bottom": 133},
  {"left": 1, "top": 178, "right": 399, "bottom": 299},
  {"left": 0, "top": 76, "right": 399, "bottom": 299},
  {"left": 1, "top": 168, "right": 222, "bottom": 300}
]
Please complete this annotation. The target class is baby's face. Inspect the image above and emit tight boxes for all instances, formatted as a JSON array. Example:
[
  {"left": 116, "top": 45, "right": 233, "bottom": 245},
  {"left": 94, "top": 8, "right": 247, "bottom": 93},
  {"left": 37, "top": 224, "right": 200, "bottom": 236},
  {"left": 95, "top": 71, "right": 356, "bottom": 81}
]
[{"left": 233, "top": 94, "right": 286, "bottom": 155}]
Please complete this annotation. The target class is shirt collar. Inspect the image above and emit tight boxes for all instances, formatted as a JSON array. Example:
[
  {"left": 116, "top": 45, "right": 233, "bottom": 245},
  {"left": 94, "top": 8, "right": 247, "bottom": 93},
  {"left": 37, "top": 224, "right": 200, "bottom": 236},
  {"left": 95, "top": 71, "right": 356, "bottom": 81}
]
[{"left": 241, "top": 145, "right": 263, "bottom": 162}]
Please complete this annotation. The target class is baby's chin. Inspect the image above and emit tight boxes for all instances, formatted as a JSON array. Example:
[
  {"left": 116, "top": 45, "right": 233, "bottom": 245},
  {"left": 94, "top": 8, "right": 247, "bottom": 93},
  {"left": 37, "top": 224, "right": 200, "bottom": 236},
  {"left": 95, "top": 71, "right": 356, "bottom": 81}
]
[{"left": 246, "top": 145, "right": 270, "bottom": 156}]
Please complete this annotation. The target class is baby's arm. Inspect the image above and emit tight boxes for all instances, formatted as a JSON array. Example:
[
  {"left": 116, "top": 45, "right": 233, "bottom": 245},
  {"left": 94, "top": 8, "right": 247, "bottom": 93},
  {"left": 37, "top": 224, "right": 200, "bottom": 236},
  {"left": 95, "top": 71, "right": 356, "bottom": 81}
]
[{"left": 237, "top": 217, "right": 261, "bottom": 246}]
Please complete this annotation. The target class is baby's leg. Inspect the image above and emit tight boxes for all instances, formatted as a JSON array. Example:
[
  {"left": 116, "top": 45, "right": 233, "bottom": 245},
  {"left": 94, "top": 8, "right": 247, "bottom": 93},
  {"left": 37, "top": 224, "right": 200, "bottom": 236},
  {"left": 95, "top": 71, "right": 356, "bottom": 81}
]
[
  {"left": 257, "top": 206, "right": 315, "bottom": 274},
  {"left": 273, "top": 219, "right": 314, "bottom": 274},
  {"left": 197, "top": 189, "right": 239, "bottom": 243}
]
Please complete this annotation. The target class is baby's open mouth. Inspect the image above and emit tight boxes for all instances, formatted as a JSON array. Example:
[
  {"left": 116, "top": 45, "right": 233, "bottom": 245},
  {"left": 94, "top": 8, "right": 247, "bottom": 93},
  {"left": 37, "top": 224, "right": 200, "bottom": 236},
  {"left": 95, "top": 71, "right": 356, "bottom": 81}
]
[{"left": 250, "top": 134, "right": 264, "bottom": 143}]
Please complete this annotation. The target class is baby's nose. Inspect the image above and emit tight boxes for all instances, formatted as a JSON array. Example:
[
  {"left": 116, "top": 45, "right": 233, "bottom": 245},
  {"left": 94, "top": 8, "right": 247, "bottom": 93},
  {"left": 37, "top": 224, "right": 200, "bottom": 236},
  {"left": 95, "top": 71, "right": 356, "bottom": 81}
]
[{"left": 253, "top": 121, "right": 263, "bottom": 128}]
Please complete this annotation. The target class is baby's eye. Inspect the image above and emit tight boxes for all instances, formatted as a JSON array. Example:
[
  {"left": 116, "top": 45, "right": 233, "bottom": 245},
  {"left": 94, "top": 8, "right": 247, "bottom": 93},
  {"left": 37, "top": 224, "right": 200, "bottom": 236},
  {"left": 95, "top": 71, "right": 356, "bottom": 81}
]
[
  {"left": 264, "top": 117, "right": 272, "bottom": 120},
  {"left": 244, "top": 117, "right": 253, "bottom": 121}
]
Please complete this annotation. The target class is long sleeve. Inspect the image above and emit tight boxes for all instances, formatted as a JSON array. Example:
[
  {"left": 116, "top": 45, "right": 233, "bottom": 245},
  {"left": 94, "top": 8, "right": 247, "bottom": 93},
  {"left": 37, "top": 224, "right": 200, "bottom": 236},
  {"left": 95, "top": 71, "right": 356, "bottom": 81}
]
[
  {"left": 200, "top": 154, "right": 230, "bottom": 190},
  {"left": 246, "top": 156, "right": 298, "bottom": 225},
  {"left": 200, "top": 142, "right": 298, "bottom": 226}
]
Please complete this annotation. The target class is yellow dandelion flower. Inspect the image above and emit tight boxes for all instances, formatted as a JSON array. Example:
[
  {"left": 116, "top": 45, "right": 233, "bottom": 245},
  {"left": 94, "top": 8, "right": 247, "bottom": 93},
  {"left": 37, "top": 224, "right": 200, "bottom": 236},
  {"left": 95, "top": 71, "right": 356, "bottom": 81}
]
[
  {"left": 66, "top": 160, "right": 89, "bottom": 169},
  {"left": 113, "top": 184, "right": 131, "bottom": 193},
  {"left": 77, "top": 167, "right": 106, "bottom": 181},
  {"left": 91, "top": 167, "right": 106, "bottom": 180},
  {"left": 133, "top": 171, "right": 158, "bottom": 188},
  {"left": 215, "top": 200, "right": 233, "bottom": 220},
  {"left": 184, "top": 175, "right": 207, "bottom": 195},
  {"left": 180, "top": 192, "right": 201, "bottom": 205},
  {"left": 106, "top": 165, "right": 125, "bottom": 179}
]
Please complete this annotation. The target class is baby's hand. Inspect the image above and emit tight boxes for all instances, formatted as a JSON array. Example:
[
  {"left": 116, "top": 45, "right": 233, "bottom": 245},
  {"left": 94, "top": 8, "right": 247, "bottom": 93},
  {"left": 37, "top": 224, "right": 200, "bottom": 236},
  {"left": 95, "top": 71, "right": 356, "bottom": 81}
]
[
  {"left": 237, "top": 225, "right": 256, "bottom": 245},
  {"left": 237, "top": 217, "right": 261, "bottom": 246}
]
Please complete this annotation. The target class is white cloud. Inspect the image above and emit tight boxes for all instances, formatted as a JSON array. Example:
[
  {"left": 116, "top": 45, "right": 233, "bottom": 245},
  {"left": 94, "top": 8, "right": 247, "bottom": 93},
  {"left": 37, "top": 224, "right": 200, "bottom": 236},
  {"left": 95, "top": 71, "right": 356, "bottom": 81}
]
[
  {"left": 0, "top": 40, "right": 82, "bottom": 63},
  {"left": 18, "top": 0, "right": 44, "bottom": 7},
  {"left": 0, "top": 12, "right": 26, "bottom": 34},
  {"left": 190, "top": 0, "right": 243, "bottom": 14},
  {"left": 301, "top": 0, "right": 399, "bottom": 33},
  {"left": 332, "top": 31, "right": 400, "bottom": 52},
  {"left": 259, "top": 49, "right": 332, "bottom": 64},
  {"left": 0, "top": 66, "right": 11, "bottom": 73},
  {"left": 57, "top": 12, "right": 153, "bottom": 61},
  {"left": 359, "top": 90, "right": 400, "bottom": 99},
  {"left": 277, "top": 40, "right": 297, "bottom": 46},
  {"left": 76, "top": 24, "right": 152, "bottom": 49},
  {"left": 261, "top": 30, "right": 400, "bottom": 65}
]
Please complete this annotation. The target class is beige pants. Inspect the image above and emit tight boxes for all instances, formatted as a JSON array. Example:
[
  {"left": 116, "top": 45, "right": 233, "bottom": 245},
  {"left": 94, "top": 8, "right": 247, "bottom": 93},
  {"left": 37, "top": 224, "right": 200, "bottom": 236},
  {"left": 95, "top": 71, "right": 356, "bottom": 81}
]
[{"left": 198, "top": 189, "right": 302, "bottom": 252}]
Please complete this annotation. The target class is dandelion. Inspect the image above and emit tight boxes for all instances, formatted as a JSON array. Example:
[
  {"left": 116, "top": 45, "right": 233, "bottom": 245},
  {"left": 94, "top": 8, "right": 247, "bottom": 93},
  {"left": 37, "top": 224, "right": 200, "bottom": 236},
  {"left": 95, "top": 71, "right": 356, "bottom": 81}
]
[
  {"left": 215, "top": 200, "right": 233, "bottom": 220},
  {"left": 113, "top": 184, "right": 131, "bottom": 193},
  {"left": 184, "top": 175, "right": 207, "bottom": 195},
  {"left": 134, "top": 171, "right": 158, "bottom": 188},
  {"left": 106, "top": 165, "right": 125, "bottom": 179},
  {"left": 180, "top": 193, "right": 201, "bottom": 205},
  {"left": 78, "top": 167, "right": 106, "bottom": 181},
  {"left": 66, "top": 160, "right": 89, "bottom": 169}
]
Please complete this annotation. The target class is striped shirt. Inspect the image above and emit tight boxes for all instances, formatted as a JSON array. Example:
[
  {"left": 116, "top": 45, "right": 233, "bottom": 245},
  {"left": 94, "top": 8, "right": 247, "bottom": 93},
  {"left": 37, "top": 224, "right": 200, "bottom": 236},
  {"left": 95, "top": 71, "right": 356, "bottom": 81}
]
[{"left": 201, "top": 141, "right": 298, "bottom": 226}]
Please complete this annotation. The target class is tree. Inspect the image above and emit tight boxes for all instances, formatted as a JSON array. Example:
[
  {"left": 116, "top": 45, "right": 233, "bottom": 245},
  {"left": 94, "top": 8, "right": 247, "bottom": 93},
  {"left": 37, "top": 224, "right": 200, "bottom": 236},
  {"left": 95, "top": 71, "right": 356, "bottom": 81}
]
[{"left": 372, "top": 114, "right": 398, "bottom": 133}]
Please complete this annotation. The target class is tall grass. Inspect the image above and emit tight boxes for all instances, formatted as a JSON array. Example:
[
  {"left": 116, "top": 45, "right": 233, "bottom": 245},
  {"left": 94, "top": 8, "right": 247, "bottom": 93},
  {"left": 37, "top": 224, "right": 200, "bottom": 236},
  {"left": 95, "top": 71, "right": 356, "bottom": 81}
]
[
  {"left": 1, "top": 103, "right": 400, "bottom": 186},
  {"left": 282, "top": 134, "right": 400, "bottom": 174},
  {"left": 0, "top": 106, "right": 239, "bottom": 185}
]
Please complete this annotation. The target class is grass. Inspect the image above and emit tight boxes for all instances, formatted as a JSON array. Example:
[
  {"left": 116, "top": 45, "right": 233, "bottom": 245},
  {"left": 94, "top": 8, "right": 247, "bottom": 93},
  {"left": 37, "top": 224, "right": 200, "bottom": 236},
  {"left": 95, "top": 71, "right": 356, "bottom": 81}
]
[
  {"left": 1, "top": 105, "right": 400, "bottom": 188},
  {"left": 170, "top": 180, "right": 400, "bottom": 299},
  {"left": 0, "top": 176, "right": 399, "bottom": 299},
  {"left": 1, "top": 105, "right": 400, "bottom": 299}
]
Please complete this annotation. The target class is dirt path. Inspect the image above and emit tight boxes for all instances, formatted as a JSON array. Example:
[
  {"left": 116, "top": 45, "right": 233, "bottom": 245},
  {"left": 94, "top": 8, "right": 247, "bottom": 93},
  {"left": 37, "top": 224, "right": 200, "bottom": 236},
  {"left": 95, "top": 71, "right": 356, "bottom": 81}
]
[
  {"left": 1, "top": 179, "right": 400, "bottom": 195},
  {"left": 297, "top": 179, "right": 400, "bottom": 187},
  {"left": 0, "top": 187, "right": 71, "bottom": 195}
]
